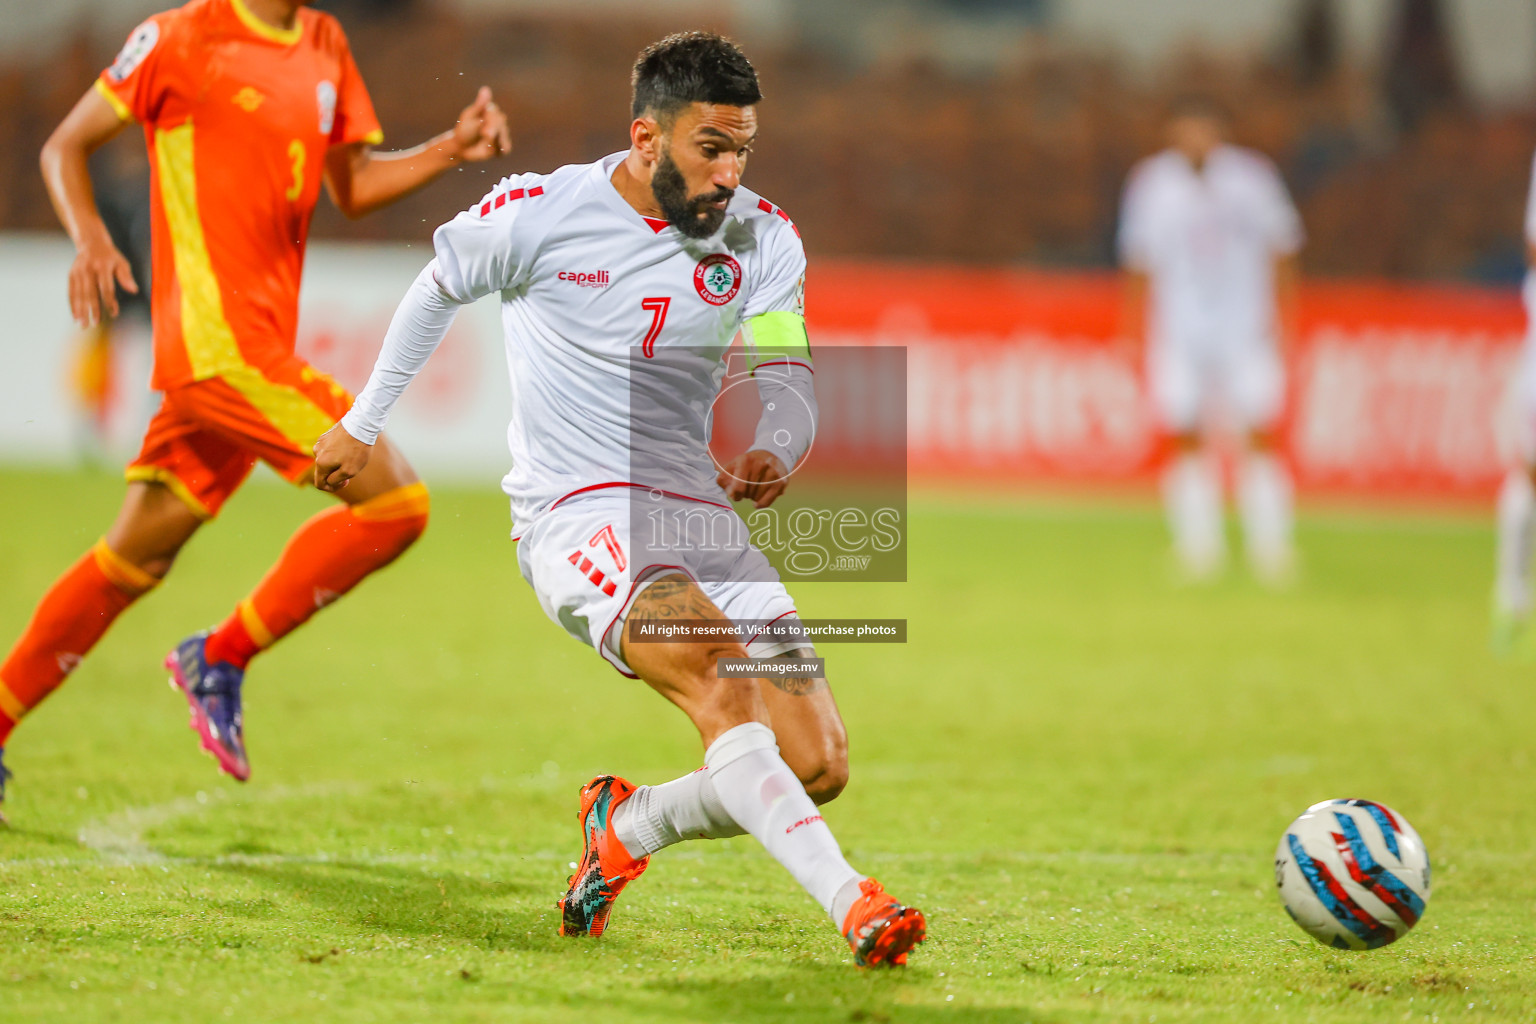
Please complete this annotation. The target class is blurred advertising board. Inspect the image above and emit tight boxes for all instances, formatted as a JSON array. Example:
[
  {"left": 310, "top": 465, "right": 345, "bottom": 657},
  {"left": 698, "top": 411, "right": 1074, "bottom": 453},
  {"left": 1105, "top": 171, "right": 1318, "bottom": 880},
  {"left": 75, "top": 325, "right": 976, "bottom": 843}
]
[
  {"left": 0, "top": 234, "right": 512, "bottom": 486},
  {"left": 807, "top": 265, "right": 1528, "bottom": 500},
  {"left": 0, "top": 235, "right": 1524, "bottom": 499}
]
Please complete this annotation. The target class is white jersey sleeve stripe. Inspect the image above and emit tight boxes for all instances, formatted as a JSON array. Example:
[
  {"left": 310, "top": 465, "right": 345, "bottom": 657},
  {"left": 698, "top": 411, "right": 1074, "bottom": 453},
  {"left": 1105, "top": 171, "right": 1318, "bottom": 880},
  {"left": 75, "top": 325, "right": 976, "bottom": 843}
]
[{"left": 433, "top": 178, "right": 542, "bottom": 304}]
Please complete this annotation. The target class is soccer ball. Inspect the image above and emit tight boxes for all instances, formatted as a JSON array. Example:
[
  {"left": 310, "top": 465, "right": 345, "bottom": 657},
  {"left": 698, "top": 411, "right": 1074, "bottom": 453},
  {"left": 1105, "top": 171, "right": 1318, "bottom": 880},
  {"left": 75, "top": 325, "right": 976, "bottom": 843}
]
[{"left": 1274, "top": 799, "right": 1430, "bottom": 950}]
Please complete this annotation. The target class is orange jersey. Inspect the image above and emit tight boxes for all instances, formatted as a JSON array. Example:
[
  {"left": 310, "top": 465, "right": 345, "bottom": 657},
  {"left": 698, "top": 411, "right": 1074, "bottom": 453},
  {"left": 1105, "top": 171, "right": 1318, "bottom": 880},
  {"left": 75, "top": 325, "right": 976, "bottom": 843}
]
[{"left": 96, "top": 0, "right": 382, "bottom": 390}]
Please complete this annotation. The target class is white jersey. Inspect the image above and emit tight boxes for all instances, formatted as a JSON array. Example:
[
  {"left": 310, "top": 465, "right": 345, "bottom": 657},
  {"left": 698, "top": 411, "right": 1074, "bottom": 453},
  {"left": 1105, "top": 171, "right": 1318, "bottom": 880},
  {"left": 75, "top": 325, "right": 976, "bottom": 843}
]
[
  {"left": 1118, "top": 144, "right": 1303, "bottom": 351},
  {"left": 342, "top": 152, "right": 811, "bottom": 535},
  {"left": 1516, "top": 149, "right": 1536, "bottom": 430}
]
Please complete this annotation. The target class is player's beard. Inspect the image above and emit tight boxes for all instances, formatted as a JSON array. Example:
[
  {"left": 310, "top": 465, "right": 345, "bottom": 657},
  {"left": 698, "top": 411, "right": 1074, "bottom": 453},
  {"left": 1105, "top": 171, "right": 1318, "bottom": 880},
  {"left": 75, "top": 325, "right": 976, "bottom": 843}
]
[{"left": 653, "top": 147, "right": 733, "bottom": 239}]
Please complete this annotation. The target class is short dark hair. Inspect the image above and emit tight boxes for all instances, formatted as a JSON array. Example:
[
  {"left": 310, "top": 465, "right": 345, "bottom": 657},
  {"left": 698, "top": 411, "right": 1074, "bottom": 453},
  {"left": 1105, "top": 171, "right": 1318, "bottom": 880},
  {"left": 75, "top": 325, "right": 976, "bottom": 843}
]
[{"left": 631, "top": 31, "right": 762, "bottom": 124}]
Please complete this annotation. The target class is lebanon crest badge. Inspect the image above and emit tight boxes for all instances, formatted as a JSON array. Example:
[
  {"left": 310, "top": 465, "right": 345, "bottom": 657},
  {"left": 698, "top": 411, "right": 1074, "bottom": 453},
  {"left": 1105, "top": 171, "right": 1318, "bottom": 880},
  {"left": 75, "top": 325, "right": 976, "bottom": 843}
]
[{"left": 693, "top": 254, "right": 742, "bottom": 306}]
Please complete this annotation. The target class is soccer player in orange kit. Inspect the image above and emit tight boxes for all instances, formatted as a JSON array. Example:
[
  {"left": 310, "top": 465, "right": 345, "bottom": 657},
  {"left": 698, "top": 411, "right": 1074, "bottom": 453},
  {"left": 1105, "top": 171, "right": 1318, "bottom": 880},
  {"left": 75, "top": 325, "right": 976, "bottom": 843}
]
[{"left": 0, "top": 0, "right": 511, "bottom": 812}]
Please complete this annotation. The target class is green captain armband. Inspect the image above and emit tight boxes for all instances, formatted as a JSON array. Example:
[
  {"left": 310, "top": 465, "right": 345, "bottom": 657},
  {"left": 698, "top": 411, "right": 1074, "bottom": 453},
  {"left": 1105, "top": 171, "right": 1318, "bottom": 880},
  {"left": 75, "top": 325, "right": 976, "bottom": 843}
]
[{"left": 743, "top": 311, "right": 812, "bottom": 372}]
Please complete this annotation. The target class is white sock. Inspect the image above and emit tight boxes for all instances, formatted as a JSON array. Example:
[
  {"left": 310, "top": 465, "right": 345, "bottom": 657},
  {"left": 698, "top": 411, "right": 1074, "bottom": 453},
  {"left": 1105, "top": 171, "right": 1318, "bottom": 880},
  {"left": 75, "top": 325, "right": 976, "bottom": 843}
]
[
  {"left": 830, "top": 876, "right": 867, "bottom": 931},
  {"left": 1163, "top": 451, "right": 1224, "bottom": 576},
  {"left": 1496, "top": 469, "right": 1536, "bottom": 615},
  {"left": 611, "top": 768, "right": 746, "bottom": 860},
  {"left": 1239, "top": 452, "right": 1295, "bottom": 582},
  {"left": 610, "top": 757, "right": 867, "bottom": 928},
  {"left": 703, "top": 722, "right": 864, "bottom": 920}
]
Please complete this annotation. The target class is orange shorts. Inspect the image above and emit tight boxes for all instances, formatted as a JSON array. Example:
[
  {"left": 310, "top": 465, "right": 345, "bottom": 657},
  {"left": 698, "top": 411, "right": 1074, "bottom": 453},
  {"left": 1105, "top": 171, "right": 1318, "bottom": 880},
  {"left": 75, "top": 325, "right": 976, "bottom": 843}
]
[{"left": 127, "top": 358, "right": 353, "bottom": 518}]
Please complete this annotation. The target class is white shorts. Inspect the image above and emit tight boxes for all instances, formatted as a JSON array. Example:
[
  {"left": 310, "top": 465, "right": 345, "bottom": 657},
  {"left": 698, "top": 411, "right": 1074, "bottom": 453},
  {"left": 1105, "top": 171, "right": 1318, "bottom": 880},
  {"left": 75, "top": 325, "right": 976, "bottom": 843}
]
[
  {"left": 1149, "top": 341, "right": 1283, "bottom": 435},
  {"left": 515, "top": 489, "right": 804, "bottom": 678},
  {"left": 1505, "top": 277, "right": 1536, "bottom": 467}
]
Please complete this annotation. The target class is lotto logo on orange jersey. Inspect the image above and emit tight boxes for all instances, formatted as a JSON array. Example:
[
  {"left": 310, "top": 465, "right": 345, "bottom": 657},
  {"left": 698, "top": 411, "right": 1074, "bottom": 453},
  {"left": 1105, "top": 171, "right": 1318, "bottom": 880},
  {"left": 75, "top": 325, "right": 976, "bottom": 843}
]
[
  {"left": 232, "top": 87, "right": 265, "bottom": 112},
  {"left": 557, "top": 271, "right": 610, "bottom": 289}
]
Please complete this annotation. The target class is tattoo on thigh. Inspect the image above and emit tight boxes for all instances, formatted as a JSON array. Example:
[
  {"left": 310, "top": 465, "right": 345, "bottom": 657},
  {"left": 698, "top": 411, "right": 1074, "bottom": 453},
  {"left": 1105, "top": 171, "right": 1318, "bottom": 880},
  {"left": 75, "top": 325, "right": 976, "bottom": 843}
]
[
  {"left": 625, "top": 575, "right": 736, "bottom": 643},
  {"left": 767, "top": 648, "right": 827, "bottom": 696}
]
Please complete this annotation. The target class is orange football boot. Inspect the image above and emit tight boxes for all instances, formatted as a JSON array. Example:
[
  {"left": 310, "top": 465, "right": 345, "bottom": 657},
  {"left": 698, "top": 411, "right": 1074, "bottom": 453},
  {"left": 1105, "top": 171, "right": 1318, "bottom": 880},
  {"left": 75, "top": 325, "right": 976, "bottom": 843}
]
[
  {"left": 558, "top": 775, "right": 650, "bottom": 937},
  {"left": 841, "top": 878, "right": 927, "bottom": 967}
]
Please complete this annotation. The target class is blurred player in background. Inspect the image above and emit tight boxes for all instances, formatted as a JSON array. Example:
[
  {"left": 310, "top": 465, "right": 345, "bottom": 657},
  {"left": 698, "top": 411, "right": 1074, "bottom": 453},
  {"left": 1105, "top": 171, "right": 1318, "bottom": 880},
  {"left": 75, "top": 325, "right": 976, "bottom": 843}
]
[
  {"left": 70, "top": 141, "right": 153, "bottom": 461},
  {"left": 0, "top": 0, "right": 510, "bottom": 813},
  {"left": 1119, "top": 98, "right": 1304, "bottom": 584},
  {"left": 1491, "top": 149, "right": 1536, "bottom": 652},
  {"left": 312, "top": 31, "right": 926, "bottom": 968}
]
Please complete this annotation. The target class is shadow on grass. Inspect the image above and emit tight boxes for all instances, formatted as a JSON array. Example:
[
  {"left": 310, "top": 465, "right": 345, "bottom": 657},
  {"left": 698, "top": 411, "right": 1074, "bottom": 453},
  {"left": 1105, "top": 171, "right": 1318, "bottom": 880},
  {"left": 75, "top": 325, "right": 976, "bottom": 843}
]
[
  {"left": 200, "top": 860, "right": 1054, "bottom": 1020},
  {"left": 0, "top": 824, "right": 83, "bottom": 856},
  {"left": 634, "top": 972, "right": 1055, "bottom": 1023},
  {"left": 209, "top": 859, "right": 562, "bottom": 951}
]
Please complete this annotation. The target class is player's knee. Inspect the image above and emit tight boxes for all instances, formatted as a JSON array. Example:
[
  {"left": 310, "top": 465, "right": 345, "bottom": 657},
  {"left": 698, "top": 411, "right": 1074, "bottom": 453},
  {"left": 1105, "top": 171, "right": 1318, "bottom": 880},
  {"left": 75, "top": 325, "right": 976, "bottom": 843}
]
[
  {"left": 106, "top": 482, "right": 204, "bottom": 578},
  {"left": 135, "top": 554, "right": 177, "bottom": 580},
  {"left": 799, "top": 726, "right": 850, "bottom": 806},
  {"left": 102, "top": 530, "right": 187, "bottom": 580},
  {"left": 353, "top": 481, "right": 431, "bottom": 551},
  {"left": 803, "top": 762, "right": 848, "bottom": 806}
]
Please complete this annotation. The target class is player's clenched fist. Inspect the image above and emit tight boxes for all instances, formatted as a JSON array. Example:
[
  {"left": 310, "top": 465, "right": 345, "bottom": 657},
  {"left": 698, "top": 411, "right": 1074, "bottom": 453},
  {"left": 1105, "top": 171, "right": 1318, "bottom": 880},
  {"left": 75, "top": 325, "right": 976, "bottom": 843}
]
[
  {"left": 717, "top": 449, "right": 790, "bottom": 509},
  {"left": 313, "top": 423, "right": 373, "bottom": 493},
  {"left": 452, "top": 86, "right": 512, "bottom": 162},
  {"left": 68, "top": 236, "right": 137, "bottom": 328}
]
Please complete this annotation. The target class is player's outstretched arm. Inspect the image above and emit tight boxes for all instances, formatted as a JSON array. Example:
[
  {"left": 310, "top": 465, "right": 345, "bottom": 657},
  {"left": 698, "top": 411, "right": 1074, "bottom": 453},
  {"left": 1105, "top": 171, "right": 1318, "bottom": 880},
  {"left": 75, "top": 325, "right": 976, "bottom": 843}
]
[
  {"left": 719, "top": 366, "right": 817, "bottom": 508},
  {"left": 717, "top": 449, "right": 791, "bottom": 509},
  {"left": 40, "top": 87, "right": 138, "bottom": 328},
  {"left": 324, "top": 87, "right": 511, "bottom": 219},
  {"left": 316, "top": 264, "right": 465, "bottom": 491},
  {"left": 319, "top": 169, "right": 527, "bottom": 491},
  {"left": 721, "top": 314, "right": 818, "bottom": 508}
]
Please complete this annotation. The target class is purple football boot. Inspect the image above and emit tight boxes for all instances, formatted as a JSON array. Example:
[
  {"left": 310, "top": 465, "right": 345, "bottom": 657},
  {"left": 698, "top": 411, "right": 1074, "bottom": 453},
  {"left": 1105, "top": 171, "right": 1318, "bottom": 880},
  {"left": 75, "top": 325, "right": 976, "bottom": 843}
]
[{"left": 165, "top": 632, "right": 250, "bottom": 781}]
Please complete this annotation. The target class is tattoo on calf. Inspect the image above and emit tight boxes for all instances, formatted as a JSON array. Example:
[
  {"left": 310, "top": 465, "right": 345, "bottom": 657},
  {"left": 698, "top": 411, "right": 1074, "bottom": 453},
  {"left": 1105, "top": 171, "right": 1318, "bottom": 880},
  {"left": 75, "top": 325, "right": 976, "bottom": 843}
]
[{"left": 767, "top": 648, "right": 827, "bottom": 696}]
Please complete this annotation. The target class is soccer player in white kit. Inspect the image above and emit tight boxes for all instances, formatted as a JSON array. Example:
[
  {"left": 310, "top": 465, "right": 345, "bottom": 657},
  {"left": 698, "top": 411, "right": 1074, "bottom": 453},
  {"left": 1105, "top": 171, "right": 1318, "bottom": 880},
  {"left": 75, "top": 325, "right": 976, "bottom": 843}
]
[
  {"left": 1118, "top": 99, "right": 1305, "bottom": 583},
  {"left": 311, "top": 32, "right": 926, "bottom": 967},
  {"left": 1491, "top": 150, "right": 1536, "bottom": 650}
]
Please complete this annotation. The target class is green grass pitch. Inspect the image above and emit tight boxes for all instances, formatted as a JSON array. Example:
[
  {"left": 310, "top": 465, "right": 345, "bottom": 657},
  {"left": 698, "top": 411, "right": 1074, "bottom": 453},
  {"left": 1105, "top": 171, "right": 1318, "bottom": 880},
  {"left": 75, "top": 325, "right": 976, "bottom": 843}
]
[{"left": 1, "top": 465, "right": 1533, "bottom": 1023}]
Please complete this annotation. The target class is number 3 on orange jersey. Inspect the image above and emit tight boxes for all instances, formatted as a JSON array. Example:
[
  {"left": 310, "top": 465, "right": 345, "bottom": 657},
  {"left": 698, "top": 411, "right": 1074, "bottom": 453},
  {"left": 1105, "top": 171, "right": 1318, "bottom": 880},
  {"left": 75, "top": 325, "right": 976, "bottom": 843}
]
[{"left": 285, "top": 139, "right": 306, "bottom": 201}]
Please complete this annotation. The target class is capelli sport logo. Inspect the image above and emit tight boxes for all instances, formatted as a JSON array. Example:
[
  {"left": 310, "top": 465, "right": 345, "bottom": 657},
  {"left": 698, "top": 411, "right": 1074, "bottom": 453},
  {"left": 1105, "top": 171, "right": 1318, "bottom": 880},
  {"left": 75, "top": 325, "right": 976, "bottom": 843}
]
[{"left": 557, "top": 271, "right": 610, "bottom": 289}]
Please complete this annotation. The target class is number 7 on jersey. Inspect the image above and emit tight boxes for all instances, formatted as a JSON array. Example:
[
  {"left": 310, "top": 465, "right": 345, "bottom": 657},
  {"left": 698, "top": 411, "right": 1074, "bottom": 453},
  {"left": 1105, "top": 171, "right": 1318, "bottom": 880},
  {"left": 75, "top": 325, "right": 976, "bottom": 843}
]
[{"left": 640, "top": 297, "right": 670, "bottom": 358}]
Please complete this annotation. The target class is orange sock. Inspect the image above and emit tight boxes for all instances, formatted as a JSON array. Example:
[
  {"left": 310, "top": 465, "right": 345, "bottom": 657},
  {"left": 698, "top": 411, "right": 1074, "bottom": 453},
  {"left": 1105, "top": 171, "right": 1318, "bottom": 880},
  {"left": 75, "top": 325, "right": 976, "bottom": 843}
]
[
  {"left": 0, "top": 540, "right": 159, "bottom": 745},
  {"left": 204, "top": 482, "right": 429, "bottom": 669}
]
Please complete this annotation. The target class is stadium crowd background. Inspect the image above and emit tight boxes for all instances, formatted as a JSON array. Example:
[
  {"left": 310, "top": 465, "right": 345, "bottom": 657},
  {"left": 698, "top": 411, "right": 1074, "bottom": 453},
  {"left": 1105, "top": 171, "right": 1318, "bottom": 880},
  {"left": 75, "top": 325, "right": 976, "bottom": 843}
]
[
  {"left": 1, "top": 0, "right": 1533, "bottom": 282},
  {"left": 1, "top": 0, "right": 1534, "bottom": 502}
]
